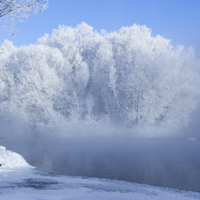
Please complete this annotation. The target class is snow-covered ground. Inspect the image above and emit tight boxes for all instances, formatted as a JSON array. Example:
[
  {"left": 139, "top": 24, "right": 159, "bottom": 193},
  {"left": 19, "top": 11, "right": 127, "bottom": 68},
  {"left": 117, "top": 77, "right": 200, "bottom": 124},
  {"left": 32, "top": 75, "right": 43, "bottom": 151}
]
[{"left": 0, "top": 146, "right": 200, "bottom": 200}]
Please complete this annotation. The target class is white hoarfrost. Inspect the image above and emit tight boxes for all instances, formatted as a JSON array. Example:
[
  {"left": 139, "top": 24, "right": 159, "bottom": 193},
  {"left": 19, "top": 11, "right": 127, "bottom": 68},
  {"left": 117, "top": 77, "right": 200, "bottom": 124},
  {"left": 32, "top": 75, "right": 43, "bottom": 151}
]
[
  {"left": 0, "top": 23, "right": 200, "bottom": 136},
  {"left": 0, "top": 146, "right": 31, "bottom": 169}
]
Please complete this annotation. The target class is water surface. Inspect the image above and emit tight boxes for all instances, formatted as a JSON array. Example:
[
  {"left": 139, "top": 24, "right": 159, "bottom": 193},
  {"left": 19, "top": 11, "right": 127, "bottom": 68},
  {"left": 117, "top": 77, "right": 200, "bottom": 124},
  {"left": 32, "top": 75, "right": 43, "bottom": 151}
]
[{"left": 1, "top": 137, "right": 200, "bottom": 192}]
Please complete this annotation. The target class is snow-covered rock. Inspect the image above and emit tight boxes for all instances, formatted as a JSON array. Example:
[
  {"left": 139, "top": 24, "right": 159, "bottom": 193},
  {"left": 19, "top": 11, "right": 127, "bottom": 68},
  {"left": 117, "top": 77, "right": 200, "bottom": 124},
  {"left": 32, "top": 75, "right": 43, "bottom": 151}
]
[{"left": 0, "top": 146, "right": 32, "bottom": 169}]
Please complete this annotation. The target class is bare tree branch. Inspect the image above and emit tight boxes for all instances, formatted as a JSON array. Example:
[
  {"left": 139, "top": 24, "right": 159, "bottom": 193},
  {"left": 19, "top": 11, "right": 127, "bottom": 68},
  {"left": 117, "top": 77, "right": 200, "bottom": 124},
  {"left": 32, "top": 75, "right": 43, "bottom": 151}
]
[{"left": 0, "top": 0, "right": 49, "bottom": 28}]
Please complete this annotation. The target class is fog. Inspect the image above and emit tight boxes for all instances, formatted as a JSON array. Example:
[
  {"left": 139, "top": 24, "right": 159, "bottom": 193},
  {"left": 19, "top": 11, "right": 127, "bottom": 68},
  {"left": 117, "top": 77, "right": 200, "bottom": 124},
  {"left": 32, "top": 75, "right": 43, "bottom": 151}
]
[
  {"left": 1, "top": 134, "right": 200, "bottom": 192},
  {"left": 0, "top": 23, "right": 200, "bottom": 192},
  {"left": 181, "top": 107, "right": 200, "bottom": 140},
  {"left": 1, "top": 112, "right": 200, "bottom": 192}
]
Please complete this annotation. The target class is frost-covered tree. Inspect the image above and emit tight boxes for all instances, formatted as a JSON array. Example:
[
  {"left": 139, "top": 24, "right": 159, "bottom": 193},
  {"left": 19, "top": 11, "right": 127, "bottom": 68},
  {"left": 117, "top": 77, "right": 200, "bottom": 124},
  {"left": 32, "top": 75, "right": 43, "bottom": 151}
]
[
  {"left": 0, "top": 0, "right": 48, "bottom": 28},
  {"left": 0, "top": 23, "right": 199, "bottom": 136}
]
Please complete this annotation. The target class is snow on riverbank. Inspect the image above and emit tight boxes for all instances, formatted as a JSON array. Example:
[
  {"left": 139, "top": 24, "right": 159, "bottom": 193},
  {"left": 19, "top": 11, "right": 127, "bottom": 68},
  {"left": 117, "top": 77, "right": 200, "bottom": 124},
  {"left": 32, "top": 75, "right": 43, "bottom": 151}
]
[
  {"left": 0, "top": 146, "right": 199, "bottom": 200},
  {"left": 1, "top": 169, "right": 199, "bottom": 200},
  {"left": 0, "top": 146, "right": 32, "bottom": 170}
]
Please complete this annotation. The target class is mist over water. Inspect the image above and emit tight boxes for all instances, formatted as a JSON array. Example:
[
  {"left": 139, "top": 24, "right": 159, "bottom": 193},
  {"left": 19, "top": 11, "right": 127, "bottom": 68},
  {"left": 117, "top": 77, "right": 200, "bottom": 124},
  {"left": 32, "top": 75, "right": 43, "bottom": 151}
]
[
  {"left": 1, "top": 136, "right": 200, "bottom": 192},
  {"left": 1, "top": 23, "right": 200, "bottom": 192}
]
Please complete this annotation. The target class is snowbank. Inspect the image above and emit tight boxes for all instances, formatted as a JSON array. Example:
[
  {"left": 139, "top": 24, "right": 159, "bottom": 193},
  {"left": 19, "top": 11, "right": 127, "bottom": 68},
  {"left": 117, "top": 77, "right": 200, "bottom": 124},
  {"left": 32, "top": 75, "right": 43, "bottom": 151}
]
[{"left": 0, "top": 146, "right": 32, "bottom": 170}]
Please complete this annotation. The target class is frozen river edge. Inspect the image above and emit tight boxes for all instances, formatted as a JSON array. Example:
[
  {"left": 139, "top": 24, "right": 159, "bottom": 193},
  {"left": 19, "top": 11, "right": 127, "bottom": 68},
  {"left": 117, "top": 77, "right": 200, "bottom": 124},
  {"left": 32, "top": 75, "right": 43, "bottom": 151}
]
[
  {"left": 0, "top": 146, "right": 200, "bottom": 200},
  {"left": 0, "top": 169, "right": 200, "bottom": 200}
]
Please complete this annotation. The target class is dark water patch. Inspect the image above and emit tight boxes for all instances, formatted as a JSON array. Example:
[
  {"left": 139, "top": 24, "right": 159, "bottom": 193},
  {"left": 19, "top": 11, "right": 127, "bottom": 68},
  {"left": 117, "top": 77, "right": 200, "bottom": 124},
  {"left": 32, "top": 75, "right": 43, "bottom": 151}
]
[
  {"left": 14, "top": 178, "right": 59, "bottom": 190},
  {"left": 0, "top": 184, "right": 16, "bottom": 190}
]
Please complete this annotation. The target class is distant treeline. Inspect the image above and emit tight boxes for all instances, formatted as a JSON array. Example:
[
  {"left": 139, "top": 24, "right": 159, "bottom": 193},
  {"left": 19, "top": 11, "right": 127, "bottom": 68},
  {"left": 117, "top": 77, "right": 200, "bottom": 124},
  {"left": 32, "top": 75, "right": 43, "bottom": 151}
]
[{"left": 0, "top": 23, "right": 199, "bottom": 136}]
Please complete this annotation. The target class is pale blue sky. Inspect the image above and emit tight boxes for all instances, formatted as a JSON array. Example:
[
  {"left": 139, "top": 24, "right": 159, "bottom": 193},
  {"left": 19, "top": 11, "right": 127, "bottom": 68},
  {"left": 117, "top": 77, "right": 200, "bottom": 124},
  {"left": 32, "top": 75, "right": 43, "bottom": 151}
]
[{"left": 0, "top": 0, "right": 200, "bottom": 57}]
